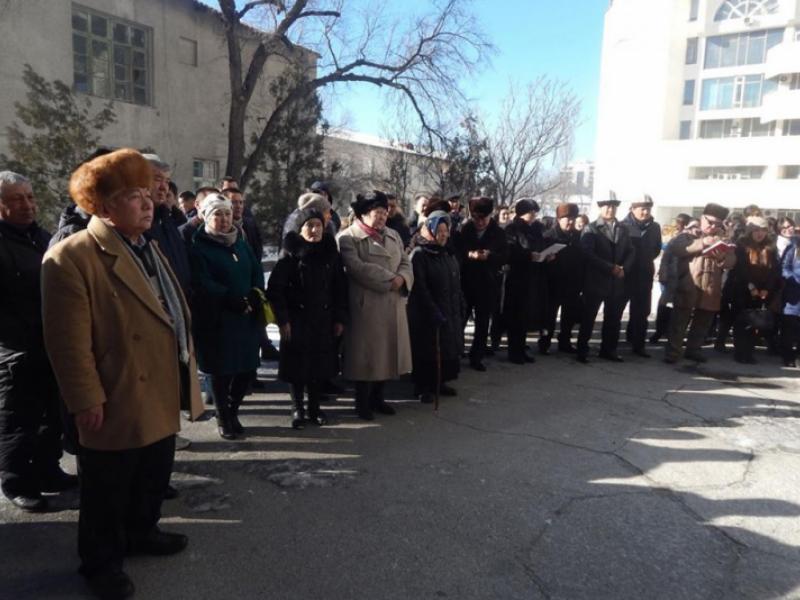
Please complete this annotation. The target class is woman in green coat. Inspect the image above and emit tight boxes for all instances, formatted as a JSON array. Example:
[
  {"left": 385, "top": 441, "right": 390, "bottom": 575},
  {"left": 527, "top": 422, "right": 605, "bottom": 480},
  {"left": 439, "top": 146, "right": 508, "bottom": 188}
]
[{"left": 190, "top": 194, "right": 264, "bottom": 439}]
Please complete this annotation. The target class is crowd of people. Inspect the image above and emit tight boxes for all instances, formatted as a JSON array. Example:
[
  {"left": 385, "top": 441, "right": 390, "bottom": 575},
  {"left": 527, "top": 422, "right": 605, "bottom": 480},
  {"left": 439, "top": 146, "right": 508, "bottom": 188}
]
[{"left": 1, "top": 146, "right": 799, "bottom": 599}]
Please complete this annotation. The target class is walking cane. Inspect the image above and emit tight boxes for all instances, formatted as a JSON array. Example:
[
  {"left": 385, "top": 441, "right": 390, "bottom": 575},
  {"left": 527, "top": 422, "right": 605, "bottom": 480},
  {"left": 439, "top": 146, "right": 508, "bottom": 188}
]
[{"left": 434, "top": 327, "right": 441, "bottom": 412}]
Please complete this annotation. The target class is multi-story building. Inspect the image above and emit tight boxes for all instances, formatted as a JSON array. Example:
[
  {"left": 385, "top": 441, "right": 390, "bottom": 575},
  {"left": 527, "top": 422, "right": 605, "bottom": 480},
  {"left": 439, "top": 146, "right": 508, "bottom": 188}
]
[
  {"left": 0, "top": 0, "right": 302, "bottom": 190},
  {"left": 560, "top": 159, "right": 595, "bottom": 196},
  {"left": 594, "top": 0, "right": 800, "bottom": 222}
]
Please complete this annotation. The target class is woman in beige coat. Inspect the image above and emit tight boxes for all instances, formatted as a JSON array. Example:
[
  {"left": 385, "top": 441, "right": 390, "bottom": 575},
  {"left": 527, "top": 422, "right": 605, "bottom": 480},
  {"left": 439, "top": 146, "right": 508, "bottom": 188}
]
[{"left": 337, "top": 191, "right": 413, "bottom": 420}]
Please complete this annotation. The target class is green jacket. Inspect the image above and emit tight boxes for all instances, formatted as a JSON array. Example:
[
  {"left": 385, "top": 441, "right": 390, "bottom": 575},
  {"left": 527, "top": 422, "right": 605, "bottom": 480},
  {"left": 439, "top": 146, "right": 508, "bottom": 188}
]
[{"left": 189, "top": 228, "right": 265, "bottom": 375}]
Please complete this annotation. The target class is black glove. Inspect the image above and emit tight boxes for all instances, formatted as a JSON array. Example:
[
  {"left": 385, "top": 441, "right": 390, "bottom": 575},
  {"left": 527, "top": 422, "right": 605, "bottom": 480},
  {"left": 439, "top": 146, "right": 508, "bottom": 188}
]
[
  {"left": 225, "top": 295, "right": 250, "bottom": 314},
  {"left": 247, "top": 288, "right": 263, "bottom": 309}
]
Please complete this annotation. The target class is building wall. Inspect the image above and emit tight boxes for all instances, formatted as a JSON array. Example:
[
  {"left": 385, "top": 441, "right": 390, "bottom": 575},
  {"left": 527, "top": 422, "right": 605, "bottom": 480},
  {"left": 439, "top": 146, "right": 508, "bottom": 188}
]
[
  {"left": 0, "top": 0, "right": 299, "bottom": 191},
  {"left": 322, "top": 131, "right": 445, "bottom": 215},
  {"left": 594, "top": 0, "right": 800, "bottom": 223}
]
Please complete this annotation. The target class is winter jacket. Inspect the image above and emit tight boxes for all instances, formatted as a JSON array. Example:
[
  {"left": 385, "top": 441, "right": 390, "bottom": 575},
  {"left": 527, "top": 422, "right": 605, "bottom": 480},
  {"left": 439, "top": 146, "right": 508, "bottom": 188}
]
[
  {"left": 386, "top": 214, "right": 412, "bottom": 248},
  {"left": 621, "top": 213, "right": 661, "bottom": 291},
  {"left": 456, "top": 219, "right": 509, "bottom": 308},
  {"left": 189, "top": 228, "right": 265, "bottom": 375},
  {"left": 0, "top": 220, "right": 51, "bottom": 359},
  {"left": 580, "top": 218, "right": 635, "bottom": 299},
  {"left": 503, "top": 217, "right": 547, "bottom": 328},
  {"left": 267, "top": 233, "right": 348, "bottom": 384},
  {"left": 337, "top": 222, "right": 413, "bottom": 381},
  {"left": 240, "top": 215, "right": 264, "bottom": 262},
  {"left": 730, "top": 238, "right": 781, "bottom": 313},
  {"left": 672, "top": 234, "right": 737, "bottom": 311},
  {"left": 543, "top": 223, "right": 584, "bottom": 300},
  {"left": 147, "top": 204, "right": 191, "bottom": 296},
  {"left": 781, "top": 242, "right": 800, "bottom": 317},
  {"left": 407, "top": 240, "right": 464, "bottom": 367},
  {"left": 49, "top": 204, "right": 90, "bottom": 249},
  {"left": 41, "top": 217, "right": 203, "bottom": 451}
]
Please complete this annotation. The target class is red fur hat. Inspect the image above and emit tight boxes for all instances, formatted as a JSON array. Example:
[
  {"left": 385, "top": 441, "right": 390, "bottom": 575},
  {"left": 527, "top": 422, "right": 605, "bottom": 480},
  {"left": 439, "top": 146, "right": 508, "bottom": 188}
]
[{"left": 69, "top": 148, "right": 153, "bottom": 215}]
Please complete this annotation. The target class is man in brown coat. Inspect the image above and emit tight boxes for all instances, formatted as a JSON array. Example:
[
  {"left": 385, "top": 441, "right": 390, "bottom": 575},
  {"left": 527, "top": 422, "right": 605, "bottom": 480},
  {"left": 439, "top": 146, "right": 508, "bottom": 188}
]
[
  {"left": 41, "top": 149, "right": 203, "bottom": 600},
  {"left": 665, "top": 203, "right": 737, "bottom": 363}
]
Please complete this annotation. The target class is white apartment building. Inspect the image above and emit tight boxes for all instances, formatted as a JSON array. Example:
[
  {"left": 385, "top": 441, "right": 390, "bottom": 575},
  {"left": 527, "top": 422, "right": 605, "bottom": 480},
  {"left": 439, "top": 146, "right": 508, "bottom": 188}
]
[{"left": 594, "top": 0, "right": 800, "bottom": 223}]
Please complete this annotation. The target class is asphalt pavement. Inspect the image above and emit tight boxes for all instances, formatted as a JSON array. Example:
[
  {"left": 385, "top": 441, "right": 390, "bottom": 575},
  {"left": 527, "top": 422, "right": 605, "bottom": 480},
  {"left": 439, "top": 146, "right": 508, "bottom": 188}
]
[{"left": 2, "top": 333, "right": 800, "bottom": 600}]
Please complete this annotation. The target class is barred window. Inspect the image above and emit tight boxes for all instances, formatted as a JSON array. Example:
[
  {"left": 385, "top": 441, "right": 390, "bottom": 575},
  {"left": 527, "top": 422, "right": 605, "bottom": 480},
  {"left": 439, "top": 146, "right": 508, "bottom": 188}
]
[{"left": 72, "top": 5, "right": 151, "bottom": 105}]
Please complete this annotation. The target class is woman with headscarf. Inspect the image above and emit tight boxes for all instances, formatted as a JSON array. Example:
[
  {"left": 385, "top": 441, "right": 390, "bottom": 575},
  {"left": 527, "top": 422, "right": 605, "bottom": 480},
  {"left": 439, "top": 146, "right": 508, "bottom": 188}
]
[
  {"left": 267, "top": 208, "right": 348, "bottom": 429},
  {"left": 337, "top": 191, "right": 414, "bottom": 420},
  {"left": 190, "top": 194, "right": 264, "bottom": 439},
  {"left": 730, "top": 216, "right": 781, "bottom": 364},
  {"left": 408, "top": 211, "right": 464, "bottom": 403}
]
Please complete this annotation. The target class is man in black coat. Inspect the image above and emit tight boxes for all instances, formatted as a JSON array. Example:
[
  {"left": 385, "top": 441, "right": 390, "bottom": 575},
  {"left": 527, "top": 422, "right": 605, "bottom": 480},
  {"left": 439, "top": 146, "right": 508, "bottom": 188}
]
[
  {"left": 576, "top": 194, "right": 635, "bottom": 363},
  {"left": 503, "top": 199, "right": 548, "bottom": 364},
  {"left": 456, "top": 197, "right": 509, "bottom": 371},
  {"left": 621, "top": 194, "right": 662, "bottom": 357},
  {"left": 0, "top": 171, "right": 75, "bottom": 511},
  {"left": 143, "top": 154, "right": 191, "bottom": 296},
  {"left": 386, "top": 193, "right": 412, "bottom": 248},
  {"left": 541, "top": 203, "right": 584, "bottom": 354}
]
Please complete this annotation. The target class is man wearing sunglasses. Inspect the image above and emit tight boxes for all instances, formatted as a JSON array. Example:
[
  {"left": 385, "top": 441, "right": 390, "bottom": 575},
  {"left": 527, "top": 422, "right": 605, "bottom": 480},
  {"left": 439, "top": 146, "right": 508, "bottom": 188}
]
[{"left": 665, "top": 203, "right": 737, "bottom": 363}]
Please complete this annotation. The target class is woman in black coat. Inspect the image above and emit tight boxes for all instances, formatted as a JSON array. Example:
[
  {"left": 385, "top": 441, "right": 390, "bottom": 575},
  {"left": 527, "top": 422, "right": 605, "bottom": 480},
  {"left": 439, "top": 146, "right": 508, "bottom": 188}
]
[
  {"left": 267, "top": 209, "right": 348, "bottom": 428},
  {"left": 408, "top": 211, "right": 464, "bottom": 403},
  {"left": 503, "top": 199, "right": 548, "bottom": 364}
]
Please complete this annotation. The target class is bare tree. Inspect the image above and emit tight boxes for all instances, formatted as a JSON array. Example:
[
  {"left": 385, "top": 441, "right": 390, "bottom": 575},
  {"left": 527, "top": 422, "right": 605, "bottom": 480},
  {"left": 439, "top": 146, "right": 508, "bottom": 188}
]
[
  {"left": 216, "top": 0, "right": 490, "bottom": 189},
  {"left": 474, "top": 77, "right": 580, "bottom": 205}
]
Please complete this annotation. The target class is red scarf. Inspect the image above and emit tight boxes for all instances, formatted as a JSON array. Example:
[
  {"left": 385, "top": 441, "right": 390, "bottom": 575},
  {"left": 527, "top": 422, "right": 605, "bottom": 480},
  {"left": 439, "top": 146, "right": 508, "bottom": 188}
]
[{"left": 357, "top": 218, "right": 384, "bottom": 242}]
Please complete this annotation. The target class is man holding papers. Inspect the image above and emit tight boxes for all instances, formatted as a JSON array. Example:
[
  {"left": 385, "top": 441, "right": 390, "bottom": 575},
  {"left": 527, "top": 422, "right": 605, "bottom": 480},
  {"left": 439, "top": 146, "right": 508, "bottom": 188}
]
[
  {"left": 665, "top": 203, "right": 737, "bottom": 364},
  {"left": 541, "top": 203, "right": 585, "bottom": 354}
]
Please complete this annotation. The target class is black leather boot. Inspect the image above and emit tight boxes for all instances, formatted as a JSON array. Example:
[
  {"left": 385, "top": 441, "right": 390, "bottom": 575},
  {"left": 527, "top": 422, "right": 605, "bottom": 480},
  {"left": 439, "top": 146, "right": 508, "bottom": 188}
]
[
  {"left": 370, "top": 381, "right": 395, "bottom": 415},
  {"left": 214, "top": 400, "right": 237, "bottom": 440},
  {"left": 291, "top": 384, "right": 306, "bottom": 429},
  {"left": 307, "top": 386, "right": 328, "bottom": 426},
  {"left": 229, "top": 397, "right": 245, "bottom": 435}
]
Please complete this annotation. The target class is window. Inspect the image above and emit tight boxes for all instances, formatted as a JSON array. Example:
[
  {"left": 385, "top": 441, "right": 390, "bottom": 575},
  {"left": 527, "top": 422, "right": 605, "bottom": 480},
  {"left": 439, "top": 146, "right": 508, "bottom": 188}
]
[
  {"left": 683, "top": 80, "right": 696, "bottom": 105},
  {"left": 784, "top": 119, "right": 800, "bottom": 136},
  {"left": 680, "top": 121, "right": 693, "bottom": 139},
  {"left": 686, "top": 37, "right": 699, "bottom": 64},
  {"left": 72, "top": 6, "right": 151, "bottom": 105},
  {"left": 689, "top": 0, "right": 700, "bottom": 21},
  {"left": 779, "top": 165, "right": 800, "bottom": 179},
  {"left": 790, "top": 74, "right": 800, "bottom": 91},
  {"left": 704, "top": 29, "right": 783, "bottom": 69},
  {"left": 178, "top": 37, "right": 197, "bottom": 67},
  {"left": 714, "top": 0, "right": 779, "bottom": 21},
  {"left": 699, "top": 118, "right": 776, "bottom": 138},
  {"left": 192, "top": 159, "right": 219, "bottom": 189},
  {"left": 700, "top": 74, "right": 777, "bottom": 109},
  {"left": 690, "top": 165, "right": 766, "bottom": 179}
]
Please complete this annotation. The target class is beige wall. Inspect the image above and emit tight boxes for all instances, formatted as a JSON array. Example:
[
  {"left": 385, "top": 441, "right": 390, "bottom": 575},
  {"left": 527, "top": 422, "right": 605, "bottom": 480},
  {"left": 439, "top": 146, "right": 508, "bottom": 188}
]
[{"left": 0, "top": 0, "right": 302, "bottom": 192}]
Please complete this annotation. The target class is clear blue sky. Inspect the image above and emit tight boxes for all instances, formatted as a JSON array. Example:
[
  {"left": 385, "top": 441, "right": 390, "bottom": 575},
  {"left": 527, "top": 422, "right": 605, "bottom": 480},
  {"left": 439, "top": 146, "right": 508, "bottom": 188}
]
[{"left": 202, "top": 0, "right": 608, "bottom": 160}]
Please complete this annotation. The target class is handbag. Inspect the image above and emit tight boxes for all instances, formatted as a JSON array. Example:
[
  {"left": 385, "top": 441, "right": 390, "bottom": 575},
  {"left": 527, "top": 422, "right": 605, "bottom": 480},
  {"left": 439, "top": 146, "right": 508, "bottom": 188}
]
[
  {"left": 251, "top": 288, "right": 277, "bottom": 325},
  {"left": 742, "top": 307, "right": 774, "bottom": 334}
]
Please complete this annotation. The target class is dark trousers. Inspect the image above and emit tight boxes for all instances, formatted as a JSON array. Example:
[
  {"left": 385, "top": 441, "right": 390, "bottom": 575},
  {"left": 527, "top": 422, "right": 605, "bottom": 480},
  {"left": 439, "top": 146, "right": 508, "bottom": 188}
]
[
  {"left": 290, "top": 381, "right": 322, "bottom": 417},
  {"left": 354, "top": 381, "right": 385, "bottom": 413},
  {"left": 540, "top": 292, "right": 582, "bottom": 350},
  {"left": 666, "top": 307, "right": 715, "bottom": 359},
  {"left": 78, "top": 435, "right": 175, "bottom": 577},
  {"left": 625, "top": 282, "right": 653, "bottom": 351},
  {"left": 209, "top": 372, "right": 253, "bottom": 413},
  {"left": 733, "top": 312, "right": 758, "bottom": 360},
  {"left": 507, "top": 318, "right": 529, "bottom": 359},
  {"left": 0, "top": 353, "right": 62, "bottom": 497},
  {"left": 464, "top": 288, "right": 494, "bottom": 361},
  {"left": 781, "top": 315, "right": 800, "bottom": 363},
  {"left": 651, "top": 302, "right": 672, "bottom": 342},
  {"left": 577, "top": 294, "right": 626, "bottom": 357}
]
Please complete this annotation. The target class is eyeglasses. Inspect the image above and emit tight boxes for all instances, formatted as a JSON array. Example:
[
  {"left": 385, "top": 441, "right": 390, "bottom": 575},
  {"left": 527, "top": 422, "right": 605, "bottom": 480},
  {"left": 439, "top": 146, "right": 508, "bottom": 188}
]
[{"left": 703, "top": 216, "right": 723, "bottom": 227}]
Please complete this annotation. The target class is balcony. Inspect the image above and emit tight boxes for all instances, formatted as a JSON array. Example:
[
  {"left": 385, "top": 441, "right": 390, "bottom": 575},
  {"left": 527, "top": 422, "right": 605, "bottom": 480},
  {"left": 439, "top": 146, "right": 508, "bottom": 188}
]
[
  {"left": 764, "top": 41, "right": 800, "bottom": 80},
  {"left": 761, "top": 89, "right": 800, "bottom": 122}
]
